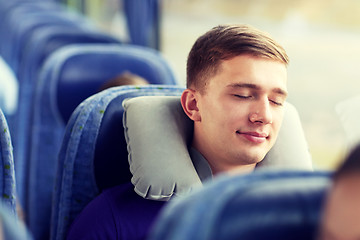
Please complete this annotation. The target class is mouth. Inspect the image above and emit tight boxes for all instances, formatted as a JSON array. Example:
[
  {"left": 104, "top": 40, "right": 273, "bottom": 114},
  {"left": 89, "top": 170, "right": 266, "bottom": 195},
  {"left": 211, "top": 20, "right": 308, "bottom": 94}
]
[{"left": 236, "top": 131, "right": 269, "bottom": 144}]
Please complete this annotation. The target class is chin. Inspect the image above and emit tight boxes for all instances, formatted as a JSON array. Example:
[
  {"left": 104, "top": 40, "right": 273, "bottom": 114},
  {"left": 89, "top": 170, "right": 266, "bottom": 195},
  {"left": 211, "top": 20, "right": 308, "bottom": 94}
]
[
  {"left": 247, "top": 151, "right": 268, "bottom": 164},
  {"left": 232, "top": 147, "right": 269, "bottom": 165}
]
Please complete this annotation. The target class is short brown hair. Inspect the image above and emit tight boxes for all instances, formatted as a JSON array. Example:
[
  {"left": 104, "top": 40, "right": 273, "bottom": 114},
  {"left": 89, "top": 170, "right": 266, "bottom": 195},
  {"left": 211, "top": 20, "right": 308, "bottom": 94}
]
[{"left": 186, "top": 24, "right": 289, "bottom": 91}]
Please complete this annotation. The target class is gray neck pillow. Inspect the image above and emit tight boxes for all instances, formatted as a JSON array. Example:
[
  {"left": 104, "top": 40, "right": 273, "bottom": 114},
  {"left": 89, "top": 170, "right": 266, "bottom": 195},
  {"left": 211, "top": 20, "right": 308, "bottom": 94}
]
[{"left": 123, "top": 96, "right": 313, "bottom": 201}]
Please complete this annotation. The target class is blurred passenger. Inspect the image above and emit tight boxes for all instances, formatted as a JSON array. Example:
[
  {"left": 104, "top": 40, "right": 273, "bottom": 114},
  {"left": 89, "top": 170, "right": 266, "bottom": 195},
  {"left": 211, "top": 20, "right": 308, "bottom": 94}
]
[
  {"left": 67, "top": 23, "right": 289, "bottom": 240},
  {"left": 98, "top": 71, "right": 149, "bottom": 92},
  {"left": 318, "top": 145, "right": 360, "bottom": 240}
]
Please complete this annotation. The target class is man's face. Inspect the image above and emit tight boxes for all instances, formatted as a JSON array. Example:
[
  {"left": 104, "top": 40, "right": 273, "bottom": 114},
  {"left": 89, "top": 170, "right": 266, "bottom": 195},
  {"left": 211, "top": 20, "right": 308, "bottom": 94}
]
[
  {"left": 319, "top": 174, "right": 360, "bottom": 240},
  {"left": 192, "top": 54, "right": 287, "bottom": 173}
]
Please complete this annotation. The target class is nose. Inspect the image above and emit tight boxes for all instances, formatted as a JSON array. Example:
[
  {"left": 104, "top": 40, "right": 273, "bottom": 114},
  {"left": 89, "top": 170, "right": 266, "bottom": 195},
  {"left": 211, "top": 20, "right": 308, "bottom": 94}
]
[{"left": 249, "top": 98, "right": 273, "bottom": 124}]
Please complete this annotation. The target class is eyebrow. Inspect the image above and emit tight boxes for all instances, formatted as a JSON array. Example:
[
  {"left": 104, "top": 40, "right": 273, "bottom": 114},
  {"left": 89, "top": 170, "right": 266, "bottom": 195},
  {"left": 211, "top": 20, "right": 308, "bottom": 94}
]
[{"left": 227, "top": 83, "right": 288, "bottom": 98}]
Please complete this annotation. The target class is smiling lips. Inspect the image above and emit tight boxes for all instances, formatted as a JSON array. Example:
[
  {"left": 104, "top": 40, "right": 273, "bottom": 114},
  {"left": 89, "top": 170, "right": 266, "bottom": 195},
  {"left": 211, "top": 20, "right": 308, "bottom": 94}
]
[{"left": 236, "top": 131, "right": 268, "bottom": 143}]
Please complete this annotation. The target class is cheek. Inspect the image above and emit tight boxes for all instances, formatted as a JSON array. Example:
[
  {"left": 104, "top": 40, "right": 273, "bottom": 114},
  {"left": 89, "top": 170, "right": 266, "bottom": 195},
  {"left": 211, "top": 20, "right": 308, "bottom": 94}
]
[
  {"left": 200, "top": 97, "right": 229, "bottom": 120},
  {"left": 272, "top": 109, "right": 285, "bottom": 130},
  {"left": 203, "top": 106, "right": 241, "bottom": 132},
  {"left": 221, "top": 105, "right": 249, "bottom": 127}
]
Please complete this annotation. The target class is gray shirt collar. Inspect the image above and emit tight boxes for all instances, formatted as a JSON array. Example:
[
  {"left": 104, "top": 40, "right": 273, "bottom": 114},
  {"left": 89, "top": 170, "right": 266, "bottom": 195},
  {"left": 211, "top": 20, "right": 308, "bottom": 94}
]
[{"left": 189, "top": 147, "right": 213, "bottom": 182}]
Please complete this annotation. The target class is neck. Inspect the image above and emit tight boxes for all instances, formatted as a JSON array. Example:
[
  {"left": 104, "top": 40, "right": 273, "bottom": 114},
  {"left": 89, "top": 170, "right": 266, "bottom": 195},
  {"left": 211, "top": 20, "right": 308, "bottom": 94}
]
[
  {"left": 211, "top": 163, "right": 256, "bottom": 176},
  {"left": 191, "top": 141, "right": 256, "bottom": 176}
]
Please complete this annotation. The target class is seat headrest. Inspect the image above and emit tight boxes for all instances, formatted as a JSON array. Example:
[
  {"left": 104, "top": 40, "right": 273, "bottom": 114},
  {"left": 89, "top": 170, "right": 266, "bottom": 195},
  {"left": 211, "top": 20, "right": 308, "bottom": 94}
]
[
  {"left": 123, "top": 96, "right": 313, "bottom": 201},
  {"left": 41, "top": 43, "right": 177, "bottom": 124}
]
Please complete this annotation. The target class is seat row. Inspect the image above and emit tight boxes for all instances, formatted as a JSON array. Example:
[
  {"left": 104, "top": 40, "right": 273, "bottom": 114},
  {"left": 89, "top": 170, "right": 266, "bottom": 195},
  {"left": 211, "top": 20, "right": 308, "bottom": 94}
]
[
  {"left": 0, "top": 101, "right": 333, "bottom": 240},
  {"left": 0, "top": 107, "right": 32, "bottom": 239},
  {"left": 0, "top": 1, "right": 334, "bottom": 240},
  {"left": 0, "top": 0, "right": 178, "bottom": 239}
]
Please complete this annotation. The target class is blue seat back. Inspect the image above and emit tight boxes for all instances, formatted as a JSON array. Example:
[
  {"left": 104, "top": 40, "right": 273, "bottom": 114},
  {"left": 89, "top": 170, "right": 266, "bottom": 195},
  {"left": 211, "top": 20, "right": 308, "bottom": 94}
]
[
  {"left": 149, "top": 171, "right": 331, "bottom": 240},
  {"left": 8, "top": 12, "right": 92, "bottom": 74},
  {"left": 124, "top": 0, "right": 160, "bottom": 49},
  {"left": 31, "top": 45, "right": 177, "bottom": 240},
  {"left": 51, "top": 85, "right": 184, "bottom": 240},
  {"left": 0, "top": 109, "right": 16, "bottom": 216},
  {"left": 0, "top": 1, "right": 66, "bottom": 64},
  {"left": 54, "top": 44, "right": 177, "bottom": 122},
  {"left": 13, "top": 29, "right": 121, "bottom": 214}
]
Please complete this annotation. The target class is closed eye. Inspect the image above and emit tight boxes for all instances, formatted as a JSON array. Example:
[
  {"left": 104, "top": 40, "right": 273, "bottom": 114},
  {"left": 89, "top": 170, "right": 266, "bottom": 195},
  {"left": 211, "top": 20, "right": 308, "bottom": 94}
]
[
  {"left": 234, "top": 94, "right": 252, "bottom": 99},
  {"left": 269, "top": 99, "right": 283, "bottom": 106}
]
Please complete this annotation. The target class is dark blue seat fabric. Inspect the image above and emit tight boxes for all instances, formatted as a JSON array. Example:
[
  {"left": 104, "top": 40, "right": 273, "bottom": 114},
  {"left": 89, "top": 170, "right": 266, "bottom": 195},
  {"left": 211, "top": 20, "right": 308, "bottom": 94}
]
[
  {"left": 149, "top": 170, "right": 331, "bottom": 240},
  {"left": 12, "top": 31, "right": 121, "bottom": 240},
  {"left": 0, "top": 5, "right": 88, "bottom": 136},
  {"left": 0, "top": 1, "right": 66, "bottom": 65},
  {"left": 12, "top": 28, "right": 121, "bottom": 215},
  {"left": 7, "top": 11, "right": 92, "bottom": 74},
  {"left": 51, "top": 85, "right": 184, "bottom": 240},
  {"left": 0, "top": 109, "right": 16, "bottom": 216},
  {"left": 124, "top": 0, "right": 160, "bottom": 49},
  {"left": 31, "top": 45, "right": 177, "bottom": 240},
  {"left": 52, "top": 44, "right": 177, "bottom": 123}
]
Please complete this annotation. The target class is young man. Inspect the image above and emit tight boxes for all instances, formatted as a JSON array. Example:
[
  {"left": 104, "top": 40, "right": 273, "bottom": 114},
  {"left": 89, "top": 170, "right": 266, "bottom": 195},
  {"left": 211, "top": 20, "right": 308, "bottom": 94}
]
[
  {"left": 67, "top": 24, "right": 289, "bottom": 239},
  {"left": 182, "top": 24, "right": 288, "bottom": 176},
  {"left": 318, "top": 145, "right": 360, "bottom": 240}
]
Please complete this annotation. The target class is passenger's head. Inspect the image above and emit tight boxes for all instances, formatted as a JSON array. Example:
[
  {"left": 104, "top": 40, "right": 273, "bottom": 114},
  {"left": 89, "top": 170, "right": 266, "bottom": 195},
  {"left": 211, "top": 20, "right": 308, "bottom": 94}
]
[
  {"left": 186, "top": 24, "right": 289, "bottom": 92},
  {"left": 181, "top": 24, "right": 289, "bottom": 175},
  {"left": 318, "top": 145, "right": 360, "bottom": 240},
  {"left": 98, "top": 71, "right": 149, "bottom": 92}
]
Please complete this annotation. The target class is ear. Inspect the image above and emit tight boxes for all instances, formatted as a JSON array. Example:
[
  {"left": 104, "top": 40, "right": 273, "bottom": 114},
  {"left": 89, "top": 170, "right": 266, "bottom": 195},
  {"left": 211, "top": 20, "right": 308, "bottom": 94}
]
[{"left": 181, "top": 89, "right": 201, "bottom": 121}]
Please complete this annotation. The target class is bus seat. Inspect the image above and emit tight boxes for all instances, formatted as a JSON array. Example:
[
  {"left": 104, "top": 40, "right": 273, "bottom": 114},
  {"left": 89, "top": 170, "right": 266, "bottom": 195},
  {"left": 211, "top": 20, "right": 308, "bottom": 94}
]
[
  {"left": 13, "top": 28, "right": 121, "bottom": 219},
  {"left": 0, "top": 109, "right": 16, "bottom": 217},
  {"left": 123, "top": 0, "right": 161, "bottom": 49},
  {"left": 149, "top": 170, "right": 331, "bottom": 240},
  {"left": 52, "top": 86, "right": 313, "bottom": 239},
  {"left": 8, "top": 11, "right": 93, "bottom": 74},
  {"left": 13, "top": 32, "right": 120, "bottom": 240},
  {"left": 51, "top": 85, "right": 184, "bottom": 240},
  {"left": 30, "top": 44, "right": 177, "bottom": 240},
  {"left": 0, "top": 1, "right": 70, "bottom": 66},
  {"left": 9, "top": 25, "right": 93, "bottom": 181}
]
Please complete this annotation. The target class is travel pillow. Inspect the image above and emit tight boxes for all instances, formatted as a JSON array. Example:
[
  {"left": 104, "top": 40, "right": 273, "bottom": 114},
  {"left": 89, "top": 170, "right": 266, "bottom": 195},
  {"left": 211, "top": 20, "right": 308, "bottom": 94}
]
[{"left": 123, "top": 96, "right": 313, "bottom": 200}]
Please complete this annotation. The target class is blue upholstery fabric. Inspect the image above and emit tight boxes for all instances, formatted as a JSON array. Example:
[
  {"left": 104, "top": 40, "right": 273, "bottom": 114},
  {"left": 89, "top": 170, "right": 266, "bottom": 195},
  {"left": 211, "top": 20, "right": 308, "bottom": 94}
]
[
  {"left": 12, "top": 15, "right": 108, "bottom": 214},
  {"left": 149, "top": 171, "right": 331, "bottom": 240},
  {"left": 51, "top": 85, "right": 184, "bottom": 240},
  {"left": 31, "top": 45, "right": 177, "bottom": 240},
  {"left": 0, "top": 1, "right": 66, "bottom": 65},
  {"left": 124, "top": 0, "right": 160, "bottom": 49},
  {"left": 0, "top": 109, "right": 16, "bottom": 217},
  {"left": 13, "top": 29, "right": 121, "bottom": 231},
  {"left": 8, "top": 12, "right": 92, "bottom": 74}
]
